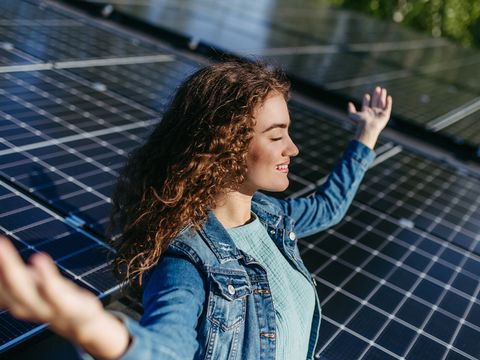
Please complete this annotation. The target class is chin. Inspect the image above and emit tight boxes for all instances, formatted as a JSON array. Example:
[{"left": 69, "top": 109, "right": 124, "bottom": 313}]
[{"left": 262, "top": 181, "right": 289, "bottom": 193}]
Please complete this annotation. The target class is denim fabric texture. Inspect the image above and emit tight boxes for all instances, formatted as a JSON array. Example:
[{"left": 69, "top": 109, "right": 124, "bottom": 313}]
[{"left": 99, "top": 139, "right": 375, "bottom": 360}]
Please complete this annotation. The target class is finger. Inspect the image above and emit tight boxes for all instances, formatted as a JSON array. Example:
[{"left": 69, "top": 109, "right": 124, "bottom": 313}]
[
  {"left": 347, "top": 102, "right": 362, "bottom": 123},
  {"left": 380, "top": 88, "right": 387, "bottom": 108},
  {"left": 361, "top": 94, "right": 370, "bottom": 111},
  {"left": 31, "top": 252, "right": 103, "bottom": 331},
  {"left": 371, "top": 86, "right": 381, "bottom": 108},
  {"left": 30, "top": 252, "right": 66, "bottom": 306},
  {"left": 385, "top": 95, "right": 393, "bottom": 117},
  {"left": 0, "top": 238, "right": 32, "bottom": 298},
  {"left": 0, "top": 239, "right": 50, "bottom": 319},
  {"left": 347, "top": 102, "right": 356, "bottom": 114},
  {"left": 0, "top": 280, "right": 16, "bottom": 309}
]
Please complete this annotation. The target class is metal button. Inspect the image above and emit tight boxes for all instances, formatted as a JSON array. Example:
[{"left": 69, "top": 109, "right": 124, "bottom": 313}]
[
  {"left": 227, "top": 284, "right": 236, "bottom": 295},
  {"left": 270, "top": 229, "right": 275, "bottom": 234},
  {"left": 288, "top": 231, "right": 296, "bottom": 241}
]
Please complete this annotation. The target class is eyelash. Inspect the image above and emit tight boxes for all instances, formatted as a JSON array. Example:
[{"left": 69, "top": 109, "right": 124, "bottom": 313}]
[{"left": 271, "top": 137, "right": 283, "bottom": 141}]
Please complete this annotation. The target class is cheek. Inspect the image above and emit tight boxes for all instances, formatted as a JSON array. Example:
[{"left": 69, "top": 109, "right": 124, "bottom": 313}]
[
  {"left": 246, "top": 141, "right": 277, "bottom": 173},
  {"left": 248, "top": 152, "right": 260, "bottom": 164},
  {"left": 246, "top": 145, "right": 262, "bottom": 168}
]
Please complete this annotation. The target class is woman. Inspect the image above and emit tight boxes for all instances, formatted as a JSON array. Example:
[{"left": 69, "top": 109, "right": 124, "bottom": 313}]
[{"left": 0, "top": 60, "right": 392, "bottom": 360}]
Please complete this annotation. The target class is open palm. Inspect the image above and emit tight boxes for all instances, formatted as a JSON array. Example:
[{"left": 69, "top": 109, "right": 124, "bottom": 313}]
[
  {"left": 347, "top": 86, "right": 392, "bottom": 133},
  {"left": 0, "top": 236, "right": 103, "bottom": 337}
]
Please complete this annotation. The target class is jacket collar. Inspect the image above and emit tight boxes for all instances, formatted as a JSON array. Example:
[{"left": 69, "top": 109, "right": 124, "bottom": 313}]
[
  {"left": 198, "top": 210, "right": 241, "bottom": 264},
  {"left": 198, "top": 195, "right": 283, "bottom": 264}
]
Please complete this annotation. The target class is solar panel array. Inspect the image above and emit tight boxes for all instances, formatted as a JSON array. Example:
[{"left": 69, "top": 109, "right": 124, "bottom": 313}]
[
  {"left": 298, "top": 150, "right": 480, "bottom": 359},
  {"left": 0, "top": 0, "right": 197, "bottom": 353},
  {"left": 80, "top": 0, "right": 480, "bottom": 157},
  {"left": 0, "top": 179, "right": 120, "bottom": 352},
  {"left": 0, "top": 0, "right": 479, "bottom": 359}
]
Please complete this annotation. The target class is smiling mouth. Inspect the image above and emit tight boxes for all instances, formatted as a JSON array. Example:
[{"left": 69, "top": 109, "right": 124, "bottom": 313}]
[{"left": 275, "top": 165, "right": 289, "bottom": 172}]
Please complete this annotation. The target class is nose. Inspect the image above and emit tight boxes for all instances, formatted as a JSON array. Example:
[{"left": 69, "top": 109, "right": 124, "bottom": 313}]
[{"left": 284, "top": 135, "right": 299, "bottom": 157}]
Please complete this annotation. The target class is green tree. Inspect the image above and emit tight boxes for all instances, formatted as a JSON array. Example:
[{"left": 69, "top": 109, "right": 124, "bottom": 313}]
[{"left": 328, "top": 0, "right": 480, "bottom": 48}]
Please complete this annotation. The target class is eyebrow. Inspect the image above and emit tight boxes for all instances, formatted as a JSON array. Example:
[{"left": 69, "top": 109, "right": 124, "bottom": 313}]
[{"left": 262, "top": 121, "right": 291, "bottom": 133}]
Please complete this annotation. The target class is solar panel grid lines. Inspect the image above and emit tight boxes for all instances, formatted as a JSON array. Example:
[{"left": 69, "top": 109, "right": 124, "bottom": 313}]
[
  {"left": 0, "top": 18, "right": 81, "bottom": 26},
  {"left": 333, "top": 77, "right": 479, "bottom": 127},
  {"left": 0, "top": 179, "right": 120, "bottom": 353},
  {"left": 0, "top": 185, "right": 119, "bottom": 284},
  {"left": 1, "top": 142, "right": 122, "bottom": 233},
  {"left": 0, "top": 68, "right": 165, "bottom": 232},
  {"left": 300, "top": 202, "right": 480, "bottom": 359},
  {"left": 438, "top": 110, "right": 480, "bottom": 146},
  {"left": 63, "top": 60, "right": 200, "bottom": 112},
  {"left": 0, "top": 0, "right": 172, "bottom": 66},
  {"left": 100, "top": 0, "right": 432, "bottom": 48},
  {"left": 418, "top": 56, "right": 480, "bottom": 95},
  {"left": 85, "top": 0, "right": 480, "bottom": 153},
  {"left": 0, "top": 47, "right": 39, "bottom": 67},
  {"left": 0, "top": 70, "right": 158, "bottom": 145},
  {"left": 9, "top": 69, "right": 158, "bottom": 118},
  {"left": 354, "top": 152, "right": 480, "bottom": 255},
  {"left": 0, "top": 54, "right": 201, "bottom": 235}
]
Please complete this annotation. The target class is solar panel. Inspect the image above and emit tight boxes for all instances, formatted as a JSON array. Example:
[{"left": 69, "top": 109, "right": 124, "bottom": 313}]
[
  {"left": 0, "top": 46, "right": 39, "bottom": 67},
  {"left": 0, "top": 179, "right": 120, "bottom": 353},
  {"left": 0, "top": 2, "right": 163, "bottom": 63},
  {"left": 65, "top": 60, "right": 199, "bottom": 112},
  {"left": 79, "top": 0, "right": 480, "bottom": 156},
  {"left": 299, "top": 200, "right": 480, "bottom": 360},
  {"left": 354, "top": 151, "right": 480, "bottom": 256},
  {"left": 0, "top": 0, "right": 68, "bottom": 21},
  {"left": 436, "top": 109, "right": 480, "bottom": 147},
  {"left": 329, "top": 73, "right": 477, "bottom": 124},
  {"left": 413, "top": 55, "right": 480, "bottom": 93},
  {"left": 261, "top": 52, "right": 401, "bottom": 88},
  {"left": 1, "top": 1, "right": 479, "bottom": 359},
  {"left": 0, "top": 69, "right": 160, "bottom": 232}
]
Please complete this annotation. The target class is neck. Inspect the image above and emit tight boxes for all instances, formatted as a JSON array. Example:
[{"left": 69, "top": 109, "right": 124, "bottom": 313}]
[{"left": 213, "top": 190, "right": 253, "bottom": 229}]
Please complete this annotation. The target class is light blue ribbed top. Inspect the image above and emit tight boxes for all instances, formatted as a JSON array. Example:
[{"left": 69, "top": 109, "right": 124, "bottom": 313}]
[{"left": 227, "top": 212, "right": 315, "bottom": 360}]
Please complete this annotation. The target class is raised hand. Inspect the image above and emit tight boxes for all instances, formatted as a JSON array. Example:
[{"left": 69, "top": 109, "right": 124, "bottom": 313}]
[
  {"left": 0, "top": 236, "right": 130, "bottom": 359},
  {"left": 347, "top": 86, "right": 393, "bottom": 149}
]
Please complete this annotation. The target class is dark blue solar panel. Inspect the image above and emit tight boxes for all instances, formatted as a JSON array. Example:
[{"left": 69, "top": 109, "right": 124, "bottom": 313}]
[{"left": 0, "top": 180, "right": 120, "bottom": 353}]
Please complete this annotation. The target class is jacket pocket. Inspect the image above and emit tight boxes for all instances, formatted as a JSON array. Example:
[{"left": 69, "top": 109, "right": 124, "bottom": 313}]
[{"left": 207, "top": 271, "right": 251, "bottom": 331}]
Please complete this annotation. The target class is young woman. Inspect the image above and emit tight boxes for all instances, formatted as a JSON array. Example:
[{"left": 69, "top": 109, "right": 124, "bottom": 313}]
[{"left": 0, "top": 60, "right": 392, "bottom": 360}]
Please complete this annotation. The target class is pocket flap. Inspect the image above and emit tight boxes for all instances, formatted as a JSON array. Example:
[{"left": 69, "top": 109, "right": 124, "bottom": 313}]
[{"left": 210, "top": 272, "right": 251, "bottom": 300}]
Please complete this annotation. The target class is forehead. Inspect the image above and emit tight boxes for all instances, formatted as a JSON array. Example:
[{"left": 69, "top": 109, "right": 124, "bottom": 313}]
[{"left": 254, "top": 93, "right": 290, "bottom": 130}]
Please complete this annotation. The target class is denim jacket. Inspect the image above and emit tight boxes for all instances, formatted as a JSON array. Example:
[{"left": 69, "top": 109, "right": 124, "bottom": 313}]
[{"left": 108, "top": 140, "right": 375, "bottom": 360}]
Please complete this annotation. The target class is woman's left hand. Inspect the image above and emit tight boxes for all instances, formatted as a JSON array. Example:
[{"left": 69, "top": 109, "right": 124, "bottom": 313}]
[{"left": 347, "top": 86, "right": 393, "bottom": 149}]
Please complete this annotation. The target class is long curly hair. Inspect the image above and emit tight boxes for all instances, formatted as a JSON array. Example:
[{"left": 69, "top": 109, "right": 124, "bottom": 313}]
[{"left": 109, "top": 59, "right": 290, "bottom": 286}]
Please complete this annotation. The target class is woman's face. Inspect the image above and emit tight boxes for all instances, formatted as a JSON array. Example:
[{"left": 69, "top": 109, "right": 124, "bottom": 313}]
[{"left": 240, "top": 92, "right": 299, "bottom": 194}]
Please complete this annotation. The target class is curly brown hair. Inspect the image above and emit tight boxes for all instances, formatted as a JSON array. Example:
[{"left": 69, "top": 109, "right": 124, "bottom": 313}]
[{"left": 109, "top": 59, "right": 290, "bottom": 285}]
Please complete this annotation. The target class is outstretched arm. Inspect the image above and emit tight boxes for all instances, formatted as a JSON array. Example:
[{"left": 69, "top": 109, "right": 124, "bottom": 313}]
[
  {"left": 0, "top": 235, "right": 205, "bottom": 360},
  {"left": 0, "top": 235, "right": 131, "bottom": 360}
]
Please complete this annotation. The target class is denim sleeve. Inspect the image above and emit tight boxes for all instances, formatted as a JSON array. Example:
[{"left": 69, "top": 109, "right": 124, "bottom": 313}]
[
  {"left": 267, "top": 139, "right": 376, "bottom": 238},
  {"left": 78, "top": 255, "right": 206, "bottom": 360}
]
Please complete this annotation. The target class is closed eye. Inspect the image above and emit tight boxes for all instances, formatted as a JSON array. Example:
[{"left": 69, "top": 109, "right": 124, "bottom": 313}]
[{"left": 271, "top": 137, "right": 283, "bottom": 141}]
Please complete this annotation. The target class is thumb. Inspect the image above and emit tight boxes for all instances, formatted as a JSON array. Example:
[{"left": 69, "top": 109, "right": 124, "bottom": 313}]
[{"left": 347, "top": 102, "right": 356, "bottom": 115}]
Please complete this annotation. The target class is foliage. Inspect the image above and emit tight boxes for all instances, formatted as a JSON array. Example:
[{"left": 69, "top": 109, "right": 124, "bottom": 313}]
[{"left": 328, "top": 0, "right": 480, "bottom": 48}]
